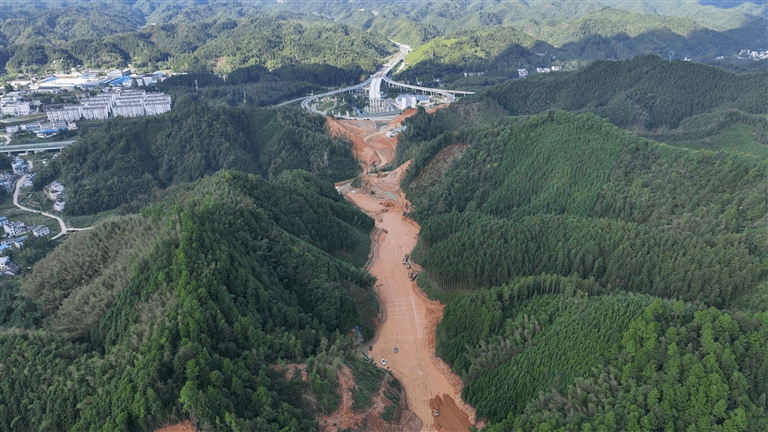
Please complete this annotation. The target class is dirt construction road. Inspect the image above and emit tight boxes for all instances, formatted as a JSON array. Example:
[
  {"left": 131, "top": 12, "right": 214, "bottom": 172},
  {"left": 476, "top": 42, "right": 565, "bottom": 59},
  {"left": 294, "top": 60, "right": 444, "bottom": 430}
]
[{"left": 332, "top": 113, "right": 476, "bottom": 432}]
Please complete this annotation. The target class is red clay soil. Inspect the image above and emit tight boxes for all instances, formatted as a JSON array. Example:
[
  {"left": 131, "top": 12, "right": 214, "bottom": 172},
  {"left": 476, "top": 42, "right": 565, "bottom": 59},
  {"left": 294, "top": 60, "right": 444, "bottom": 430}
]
[
  {"left": 155, "top": 421, "right": 197, "bottom": 432},
  {"left": 319, "top": 364, "right": 421, "bottom": 432},
  {"left": 333, "top": 112, "right": 476, "bottom": 432}
]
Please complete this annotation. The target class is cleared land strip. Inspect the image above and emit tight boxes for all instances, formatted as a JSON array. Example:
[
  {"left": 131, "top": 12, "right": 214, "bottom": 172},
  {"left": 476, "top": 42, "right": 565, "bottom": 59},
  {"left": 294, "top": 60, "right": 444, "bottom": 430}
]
[{"left": 335, "top": 114, "right": 475, "bottom": 432}]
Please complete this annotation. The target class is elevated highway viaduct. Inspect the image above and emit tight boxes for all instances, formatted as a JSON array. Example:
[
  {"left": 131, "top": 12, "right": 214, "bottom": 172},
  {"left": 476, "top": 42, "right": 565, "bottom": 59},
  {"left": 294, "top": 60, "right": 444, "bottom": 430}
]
[{"left": 1, "top": 140, "right": 77, "bottom": 155}]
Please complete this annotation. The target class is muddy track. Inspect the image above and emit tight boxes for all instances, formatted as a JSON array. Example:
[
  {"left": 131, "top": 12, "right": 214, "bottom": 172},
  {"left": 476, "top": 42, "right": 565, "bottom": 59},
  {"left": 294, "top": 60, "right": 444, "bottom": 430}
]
[{"left": 331, "top": 113, "right": 476, "bottom": 432}]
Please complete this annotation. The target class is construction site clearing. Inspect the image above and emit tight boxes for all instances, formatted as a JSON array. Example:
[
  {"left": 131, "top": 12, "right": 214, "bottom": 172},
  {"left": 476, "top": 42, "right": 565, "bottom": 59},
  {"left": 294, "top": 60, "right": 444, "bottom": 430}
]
[{"left": 329, "top": 110, "right": 476, "bottom": 432}]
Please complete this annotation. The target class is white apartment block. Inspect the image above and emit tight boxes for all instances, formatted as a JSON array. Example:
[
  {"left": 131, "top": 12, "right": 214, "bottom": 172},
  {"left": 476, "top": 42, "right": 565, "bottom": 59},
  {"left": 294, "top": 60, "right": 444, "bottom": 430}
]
[
  {"left": 113, "top": 104, "right": 145, "bottom": 117},
  {"left": 44, "top": 89, "right": 171, "bottom": 121},
  {"left": 1, "top": 102, "right": 31, "bottom": 116},
  {"left": 47, "top": 105, "right": 81, "bottom": 122},
  {"left": 81, "top": 104, "right": 110, "bottom": 120},
  {"left": 145, "top": 101, "right": 171, "bottom": 115}
]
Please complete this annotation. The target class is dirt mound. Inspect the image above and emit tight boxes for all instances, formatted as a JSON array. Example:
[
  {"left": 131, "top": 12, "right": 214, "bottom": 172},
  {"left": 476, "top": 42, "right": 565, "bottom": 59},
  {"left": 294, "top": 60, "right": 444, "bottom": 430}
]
[
  {"left": 271, "top": 363, "right": 309, "bottom": 382},
  {"left": 429, "top": 394, "right": 472, "bottom": 432},
  {"left": 155, "top": 421, "right": 197, "bottom": 432},
  {"left": 327, "top": 109, "right": 416, "bottom": 172},
  {"left": 319, "top": 365, "right": 416, "bottom": 432}
]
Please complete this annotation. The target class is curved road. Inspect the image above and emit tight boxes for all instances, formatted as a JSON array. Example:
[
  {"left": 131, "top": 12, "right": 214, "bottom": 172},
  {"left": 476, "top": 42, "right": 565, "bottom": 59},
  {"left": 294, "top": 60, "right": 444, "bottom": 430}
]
[
  {"left": 13, "top": 174, "right": 89, "bottom": 239},
  {"left": 283, "top": 40, "right": 473, "bottom": 117}
]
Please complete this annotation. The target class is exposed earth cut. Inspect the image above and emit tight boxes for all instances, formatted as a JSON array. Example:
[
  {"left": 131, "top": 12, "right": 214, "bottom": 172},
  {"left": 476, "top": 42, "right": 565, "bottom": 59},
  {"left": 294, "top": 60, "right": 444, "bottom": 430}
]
[{"left": 331, "top": 111, "right": 476, "bottom": 432}]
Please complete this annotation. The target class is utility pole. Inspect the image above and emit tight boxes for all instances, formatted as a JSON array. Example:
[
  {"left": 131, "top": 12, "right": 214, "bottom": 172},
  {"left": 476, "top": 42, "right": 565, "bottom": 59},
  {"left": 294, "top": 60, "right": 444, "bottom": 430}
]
[{"left": 194, "top": 79, "right": 198, "bottom": 94}]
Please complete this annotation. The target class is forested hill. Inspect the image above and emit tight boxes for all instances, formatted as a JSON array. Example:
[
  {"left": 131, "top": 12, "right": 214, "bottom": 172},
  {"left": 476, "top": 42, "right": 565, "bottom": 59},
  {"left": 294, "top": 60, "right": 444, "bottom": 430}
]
[
  {"left": 391, "top": 12, "right": 766, "bottom": 88},
  {"left": 405, "top": 110, "right": 766, "bottom": 302},
  {"left": 0, "top": 170, "right": 383, "bottom": 431},
  {"left": 397, "top": 100, "right": 767, "bottom": 428},
  {"left": 33, "top": 104, "right": 360, "bottom": 215},
  {"left": 476, "top": 55, "right": 768, "bottom": 130},
  {"left": 264, "top": 0, "right": 763, "bottom": 46},
  {"left": 2, "top": 0, "right": 765, "bottom": 76},
  {"left": 1, "top": 12, "right": 394, "bottom": 74}
]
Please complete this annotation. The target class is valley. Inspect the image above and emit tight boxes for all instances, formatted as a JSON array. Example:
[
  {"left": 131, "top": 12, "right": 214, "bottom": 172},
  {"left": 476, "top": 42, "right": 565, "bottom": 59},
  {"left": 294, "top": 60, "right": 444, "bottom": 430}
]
[
  {"left": 332, "top": 113, "right": 475, "bottom": 431},
  {"left": 1, "top": 2, "right": 767, "bottom": 431}
]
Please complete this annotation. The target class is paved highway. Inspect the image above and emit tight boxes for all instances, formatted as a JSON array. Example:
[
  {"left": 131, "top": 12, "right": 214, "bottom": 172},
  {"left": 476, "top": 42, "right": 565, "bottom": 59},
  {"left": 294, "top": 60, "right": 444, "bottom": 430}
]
[
  {"left": 1, "top": 139, "right": 77, "bottom": 155},
  {"left": 296, "top": 41, "right": 473, "bottom": 117},
  {"left": 299, "top": 41, "right": 411, "bottom": 117}
]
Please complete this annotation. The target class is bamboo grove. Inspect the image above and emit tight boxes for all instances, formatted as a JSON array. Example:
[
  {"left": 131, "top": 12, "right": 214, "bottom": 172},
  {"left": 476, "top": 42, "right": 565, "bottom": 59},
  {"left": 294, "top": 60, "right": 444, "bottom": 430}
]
[
  {"left": 399, "top": 59, "right": 767, "bottom": 431},
  {"left": 0, "top": 171, "right": 382, "bottom": 431}
]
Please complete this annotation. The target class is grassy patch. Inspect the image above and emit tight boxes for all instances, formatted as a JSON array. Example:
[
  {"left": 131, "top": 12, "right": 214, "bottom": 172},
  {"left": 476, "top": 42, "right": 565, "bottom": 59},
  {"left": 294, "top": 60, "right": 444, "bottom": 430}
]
[
  {"left": 730, "top": 279, "right": 768, "bottom": 312},
  {"left": 64, "top": 209, "right": 116, "bottom": 229},
  {"left": 384, "top": 386, "right": 400, "bottom": 405},
  {"left": 0, "top": 113, "right": 47, "bottom": 125},
  {"left": 381, "top": 377, "right": 402, "bottom": 422},
  {"left": 413, "top": 269, "right": 475, "bottom": 304},
  {"left": 463, "top": 294, "right": 649, "bottom": 422},
  {"left": 17, "top": 189, "right": 53, "bottom": 213},
  {"left": 672, "top": 123, "right": 766, "bottom": 157},
  {"left": 405, "top": 38, "right": 459, "bottom": 67}
]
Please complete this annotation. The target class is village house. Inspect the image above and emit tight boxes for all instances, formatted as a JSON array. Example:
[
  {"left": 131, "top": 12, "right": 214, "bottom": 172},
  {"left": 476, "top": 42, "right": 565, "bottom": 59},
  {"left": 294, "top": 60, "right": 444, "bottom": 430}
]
[
  {"left": 11, "top": 158, "right": 27, "bottom": 174},
  {"left": 3, "top": 221, "right": 27, "bottom": 237},
  {"left": 0, "top": 256, "right": 19, "bottom": 276},
  {"left": 46, "top": 181, "right": 65, "bottom": 201},
  {"left": 0, "top": 175, "right": 11, "bottom": 192},
  {"left": 32, "top": 226, "right": 50, "bottom": 237}
]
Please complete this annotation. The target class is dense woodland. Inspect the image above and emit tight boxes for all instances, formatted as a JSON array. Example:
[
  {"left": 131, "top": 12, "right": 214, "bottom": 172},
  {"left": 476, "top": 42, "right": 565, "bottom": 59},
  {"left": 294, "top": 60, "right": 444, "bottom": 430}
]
[
  {"left": 473, "top": 55, "right": 768, "bottom": 130},
  {"left": 398, "top": 58, "right": 767, "bottom": 430},
  {"left": 0, "top": 11, "right": 394, "bottom": 75},
  {"left": 1, "top": 0, "right": 764, "bottom": 78},
  {"left": 153, "top": 62, "right": 368, "bottom": 108},
  {"left": 392, "top": 10, "right": 766, "bottom": 87},
  {"left": 0, "top": 170, "right": 387, "bottom": 431},
  {"left": 32, "top": 104, "right": 360, "bottom": 215}
]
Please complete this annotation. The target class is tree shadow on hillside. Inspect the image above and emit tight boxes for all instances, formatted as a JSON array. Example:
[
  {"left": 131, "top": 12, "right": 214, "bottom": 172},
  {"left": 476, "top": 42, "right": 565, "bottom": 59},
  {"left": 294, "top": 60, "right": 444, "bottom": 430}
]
[{"left": 492, "top": 15, "right": 765, "bottom": 68}]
